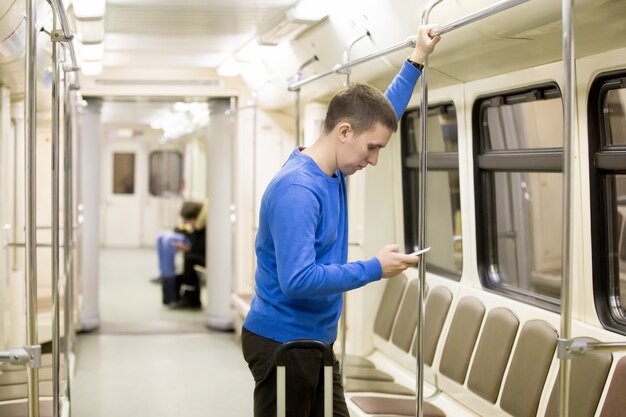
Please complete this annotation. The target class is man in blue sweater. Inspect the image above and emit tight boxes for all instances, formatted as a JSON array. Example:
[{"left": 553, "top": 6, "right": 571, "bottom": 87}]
[{"left": 242, "top": 25, "right": 441, "bottom": 417}]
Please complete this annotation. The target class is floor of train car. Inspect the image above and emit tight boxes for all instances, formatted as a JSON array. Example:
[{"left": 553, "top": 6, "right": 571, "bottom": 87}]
[{"left": 71, "top": 249, "right": 254, "bottom": 417}]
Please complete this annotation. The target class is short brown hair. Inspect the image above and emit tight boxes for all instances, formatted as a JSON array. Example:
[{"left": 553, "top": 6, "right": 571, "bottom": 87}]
[
  {"left": 322, "top": 83, "right": 397, "bottom": 135},
  {"left": 180, "top": 201, "right": 202, "bottom": 220}
]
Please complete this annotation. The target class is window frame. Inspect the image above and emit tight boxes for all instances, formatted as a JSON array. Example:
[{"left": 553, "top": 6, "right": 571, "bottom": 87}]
[
  {"left": 473, "top": 83, "right": 563, "bottom": 311},
  {"left": 400, "top": 101, "right": 462, "bottom": 280},
  {"left": 588, "top": 70, "right": 626, "bottom": 335}
]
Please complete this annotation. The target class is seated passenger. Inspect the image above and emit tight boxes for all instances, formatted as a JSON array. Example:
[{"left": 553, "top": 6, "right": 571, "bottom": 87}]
[
  {"left": 156, "top": 201, "right": 203, "bottom": 305},
  {"left": 169, "top": 201, "right": 207, "bottom": 310}
]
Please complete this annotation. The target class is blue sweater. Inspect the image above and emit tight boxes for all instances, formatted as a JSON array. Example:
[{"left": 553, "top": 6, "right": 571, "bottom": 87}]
[{"left": 243, "top": 61, "right": 422, "bottom": 344}]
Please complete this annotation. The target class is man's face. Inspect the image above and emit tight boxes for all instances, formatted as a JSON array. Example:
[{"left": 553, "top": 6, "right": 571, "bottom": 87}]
[{"left": 337, "top": 122, "right": 393, "bottom": 175}]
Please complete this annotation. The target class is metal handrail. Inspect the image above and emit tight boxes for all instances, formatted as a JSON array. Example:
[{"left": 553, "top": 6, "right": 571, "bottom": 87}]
[
  {"left": 430, "top": 0, "right": 529, "bottom": 36},
  {"left": 288, "top": 36, "right": 415, "bottom": 91},
  {"left": 417, "top": 3, "right": 442, "bottom": 415},
  {"left": 342, "top": 30, "right": 371, "bottom": 86},
  {"left": 25, "top": 1, "right": 40, "bottom": 416},
  {"left": 63, "top": 65, "right": 77, "bottom": 406},
  {"left": 46, "top": 0, "right": 73, "bottom": 41},
  {"left": 51, "top": 9, "right": 62, "bottom": 416},
  {"left": 287, "top": 0, "right": 529, "bottom": 92},
  {"left": 558, "top": 1, "right": 575, "bottom": 417}
]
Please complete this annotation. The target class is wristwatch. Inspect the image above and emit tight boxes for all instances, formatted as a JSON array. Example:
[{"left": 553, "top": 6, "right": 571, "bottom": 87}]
[{"left": 406, "top": 58, "right": 424, "bottom": 72}]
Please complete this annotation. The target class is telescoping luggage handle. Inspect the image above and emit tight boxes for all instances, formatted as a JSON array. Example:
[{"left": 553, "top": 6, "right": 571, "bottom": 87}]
[{"left": 276, "top": 340, "right": 334, "bottom": 417}]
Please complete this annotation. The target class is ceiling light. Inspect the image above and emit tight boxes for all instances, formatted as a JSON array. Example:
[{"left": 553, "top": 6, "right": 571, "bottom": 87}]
[
  {"left": 217, "top": 57, "right": 240, "bottom": 77},
  {"left": 73, "top": 0, "right": 106, "bottom": 19}
]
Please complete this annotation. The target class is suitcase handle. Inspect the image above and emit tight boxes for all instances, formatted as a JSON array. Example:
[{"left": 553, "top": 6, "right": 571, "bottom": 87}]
[
  {"left": 276, "top": 340, "right": 334, "bottom": 366},
  {"left": 276, "top": 340, "right": 334, "bottom": 417}
]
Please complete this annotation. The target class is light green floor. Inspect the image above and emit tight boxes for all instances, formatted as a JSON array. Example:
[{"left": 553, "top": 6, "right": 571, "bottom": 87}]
[{"left": 71, "top": 249, "right": 254, "bottom": 417}]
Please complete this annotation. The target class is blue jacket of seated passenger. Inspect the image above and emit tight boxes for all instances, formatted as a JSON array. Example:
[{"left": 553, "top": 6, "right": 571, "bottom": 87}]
[{"left": 243, "top": 61, "right": 422, "bottom": 345}]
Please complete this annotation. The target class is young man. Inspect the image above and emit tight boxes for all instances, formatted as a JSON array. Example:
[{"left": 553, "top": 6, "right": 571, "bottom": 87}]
[{"left": 242, "top": 25, "right": 441, "bottom": 417}]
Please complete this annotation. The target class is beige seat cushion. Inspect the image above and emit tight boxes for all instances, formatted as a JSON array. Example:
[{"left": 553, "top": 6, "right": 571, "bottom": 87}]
[
  {"left": 500, "top": 320, "right": 558, "bottom": 417},
  {"left": 545, "top": 338, "right": 612, "bottom": 417},
  {"left": 392, "top": 279, "right": 421, "bottom": 352},
  {"left": 344, "top": 379, "right": 414, "bottom": 396},
  {"left": 344, "top": 366, "right": 394, "bottom": 381},
  {"left": 412, "top": 286, "right": 453, "bottom": 366},
  {"left": 341, "top": 355, "right": 374, "bottom": 368},
  {"left": 351, "top": 396, "right": 445, "bottom": 417},
  {"left": 0, "top": 399, "right": 53, "bottom": 417},
  {"left": 439, "top": 297, "right": 485, "bottom": 384},
  {"left": 374, "top": 274, "right": 408, "bottom": 340},
  {"left": 600, "top": 356, "right": 626, "bottom": 417},
  {"left": 467, "top": 307, "right": 519, "bottom": 403},
  {"left": 0, "top": 381, "right": 53, "bottom": 401}
]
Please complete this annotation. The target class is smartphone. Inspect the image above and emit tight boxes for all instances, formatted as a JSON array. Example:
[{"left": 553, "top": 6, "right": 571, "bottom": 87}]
[{"left": 408, "top": 247, "right": 431, "bottom": 256}]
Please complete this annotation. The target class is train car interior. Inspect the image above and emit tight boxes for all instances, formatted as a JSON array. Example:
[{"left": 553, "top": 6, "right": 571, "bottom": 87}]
[{"left": 1, "top": 0, "right": 626, "bottom": 416}]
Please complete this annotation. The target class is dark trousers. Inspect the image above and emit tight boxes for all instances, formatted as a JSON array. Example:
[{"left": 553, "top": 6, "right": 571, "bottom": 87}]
[{"left": 241, "top": 327, "right": 350, "bottom": 417}]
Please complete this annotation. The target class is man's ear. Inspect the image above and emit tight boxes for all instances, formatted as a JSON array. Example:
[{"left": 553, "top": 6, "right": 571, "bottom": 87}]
[{"left": 337, "top": 122, "right": 352, "bottom": 143}]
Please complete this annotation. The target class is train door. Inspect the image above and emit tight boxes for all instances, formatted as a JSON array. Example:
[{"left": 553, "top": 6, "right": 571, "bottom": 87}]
[{"left": 101, "top": 140, "right": 146, "bottom": 247}]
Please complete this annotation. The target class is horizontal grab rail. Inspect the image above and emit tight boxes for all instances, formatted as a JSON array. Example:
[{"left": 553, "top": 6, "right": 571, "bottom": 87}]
[
  {"left": 4, "top": 242, "right": 73, "bottom": 249},
  {"left": 288, "top": 0, "right": 529, "bottom": 91},
  {"left": 430, "top": 0, "right": 529, "bottom": 36},
  {"left": 288, "top": 37, "right": 414, "bottom": 91}
]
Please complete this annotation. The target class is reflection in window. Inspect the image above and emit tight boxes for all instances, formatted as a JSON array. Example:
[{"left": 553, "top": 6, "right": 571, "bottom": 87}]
[
  {"left": 475, "top": 84, "right": 563, "bottom": 307},
  {"left": 113, "top": 153, "right": 135, "bottom": 194},
  {"left": 493, "top": 172, "right": 563, "bottom": 298},
  {"left": 401, "top": 104, "right": 462, "bottom": 278},
  {"left": 614, "top": 176, "right": 626, "bottom": 309},
  {"left": 149, "top": 151, "right": 183, "bottom": 197}
]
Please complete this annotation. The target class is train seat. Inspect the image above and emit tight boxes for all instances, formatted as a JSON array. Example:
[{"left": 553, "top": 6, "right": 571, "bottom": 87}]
[
  {"left": 0, "top": 353, "right": 64, "bottom": 403},
  {"left": 350, "top": 396, "right": 445, "bottom": 417},
  {"left": 544, "top": 338, "right": 613, "bottom": 417},
  {"left": 344, "top": 282, "right": 451, "bottom": 396},
  {"left": 348, "top": 295, "right": 483, "bottom": 417},
  {"left": 0, "top": 399, "right": 53, "bottom": 417},
  {"left": 499, "top": 320, "right": 558, "bottom": 417},
  {"left": 599, "top": 355, "right": 626, "bottom": 417},
  {"left": 343, "top": 366, "right": 395, "bottom": 382},
  {"left": 466, "top": 307, "right": 519, "bottom": 404},
  {"left": 342, "top": 274, "right": 408, "bottom": 370},
  {"left": 437, "top": 297, "right": 485, "bottom": 385}
]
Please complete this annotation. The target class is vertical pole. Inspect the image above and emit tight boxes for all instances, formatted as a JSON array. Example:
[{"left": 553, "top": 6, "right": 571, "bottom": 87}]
[
  {"left": 51, "top": 21, "right": 61, "bottom": 417},
  {"left": 559, "top": 0, "right": 575, "bottom": 416},
  {"left": 63, "top": 70, "right": 75, "bottom": 409},
  {"left": 25, "top": 0, "right": 40, "bottom": 416},
  {"left": 417, "top": 2, "right": 443, "bottom": 416},
  {"left": 295, "top": 89, "right": 301, "bottom": 147}
]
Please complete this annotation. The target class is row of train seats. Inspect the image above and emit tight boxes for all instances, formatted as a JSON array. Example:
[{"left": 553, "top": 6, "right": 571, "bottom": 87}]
[
  {"left": 344, "top": 274, "right": 626, "bottom": 417},
  {"left": 0, "top": 353, "right": 57, "bottom": 417}
]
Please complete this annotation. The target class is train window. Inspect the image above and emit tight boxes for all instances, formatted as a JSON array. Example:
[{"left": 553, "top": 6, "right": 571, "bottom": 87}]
[
  {"left": 606, "top": 89, "right": 626, "bottom": 146},
  {"left": 474, "top": 84, "right": 563, "bottom": 308},
  {"left": 401, "top": 103, "right": 462, "bottom": 279},
  {"left": 149, "top": 151, "right": 183, "bottom": 197},
  {"left": 589, "top": 72, "right": 626, "bottom": 334},
  {"left": 112, "top": 152, "right": 136, "bottom": 194}
]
